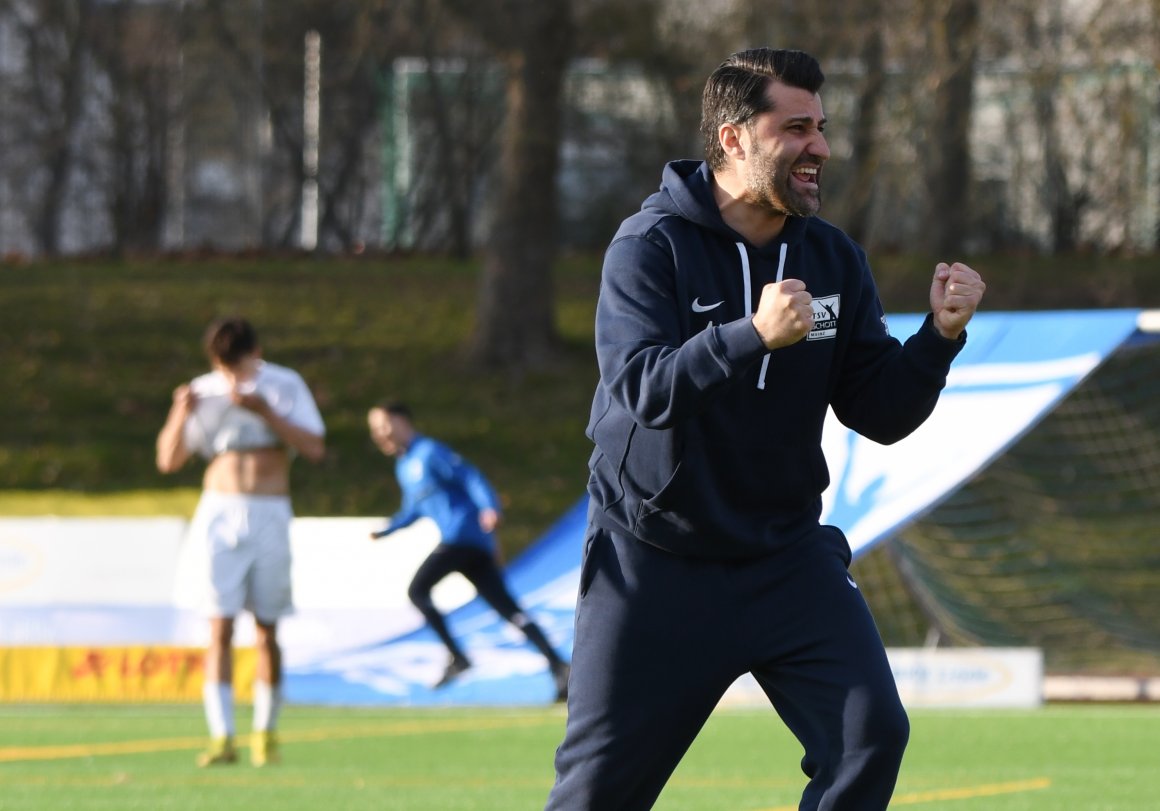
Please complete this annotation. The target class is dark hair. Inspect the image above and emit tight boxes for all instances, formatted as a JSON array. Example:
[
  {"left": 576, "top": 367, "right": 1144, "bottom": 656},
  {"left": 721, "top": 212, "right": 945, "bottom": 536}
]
[
  {"left": 700, "top": 48, "right": 825, "bottom": 171},
  {"left": 374, "top": 399, "right": 413, "bottom": 421},
  {"left": 202, "top": 316, "right": 259, "bottom": 367}
]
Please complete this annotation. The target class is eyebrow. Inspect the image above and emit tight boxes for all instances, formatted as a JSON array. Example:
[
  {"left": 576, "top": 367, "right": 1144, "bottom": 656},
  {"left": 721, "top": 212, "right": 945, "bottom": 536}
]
[{"left": 783, "top": 114, "right": 826, "bottom": 128}]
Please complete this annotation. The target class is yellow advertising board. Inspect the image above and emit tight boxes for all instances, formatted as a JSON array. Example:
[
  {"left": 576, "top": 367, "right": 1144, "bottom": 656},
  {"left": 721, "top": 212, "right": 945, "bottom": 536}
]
[{"left": 0, "top": 647, "right": 256, "bottom": 702}]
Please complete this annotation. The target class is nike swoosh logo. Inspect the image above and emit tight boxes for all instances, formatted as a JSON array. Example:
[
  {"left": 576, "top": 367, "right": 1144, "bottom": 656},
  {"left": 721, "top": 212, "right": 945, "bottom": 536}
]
[
  {"left": 846, "top": 575, "right": 859, "bottom": 590},
  {"left": 692, "top": 297, "right": 723, "bottom": 313}
]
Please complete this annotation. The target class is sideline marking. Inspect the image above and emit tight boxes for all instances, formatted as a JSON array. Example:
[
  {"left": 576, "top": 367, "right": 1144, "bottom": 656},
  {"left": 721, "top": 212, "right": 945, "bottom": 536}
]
[
  {"left": 755, "top": 777, "right": 1051, "bottom": 810},
  {"left": 0, "top": 715, "right": 556, "bottom": 763}
]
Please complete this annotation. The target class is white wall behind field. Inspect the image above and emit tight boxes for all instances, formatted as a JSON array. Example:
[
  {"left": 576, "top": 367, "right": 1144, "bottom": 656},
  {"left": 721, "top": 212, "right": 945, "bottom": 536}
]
[{"left": 0, "top": 516, "right": 475, "bottom": 666}]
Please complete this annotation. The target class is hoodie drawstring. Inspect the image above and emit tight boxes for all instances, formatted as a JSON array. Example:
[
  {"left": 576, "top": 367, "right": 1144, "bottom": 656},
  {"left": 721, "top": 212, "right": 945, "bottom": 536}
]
[{"left": 737, "top": 242, "right": 787, "bottom": 390}]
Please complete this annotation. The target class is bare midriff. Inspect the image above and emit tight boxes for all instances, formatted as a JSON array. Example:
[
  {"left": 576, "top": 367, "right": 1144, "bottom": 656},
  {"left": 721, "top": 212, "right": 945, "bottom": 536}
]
[{"left": 203, "top": 448, "right": 291, "bottom": 495}]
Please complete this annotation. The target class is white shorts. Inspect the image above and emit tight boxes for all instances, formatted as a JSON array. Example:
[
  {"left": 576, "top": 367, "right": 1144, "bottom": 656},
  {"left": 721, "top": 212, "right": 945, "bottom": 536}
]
[{"left": 190, "top": 492, "right": 294, "bottom": 623}]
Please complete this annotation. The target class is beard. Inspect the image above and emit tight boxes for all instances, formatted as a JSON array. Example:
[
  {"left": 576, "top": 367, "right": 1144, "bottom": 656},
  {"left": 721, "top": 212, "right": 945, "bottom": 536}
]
[{"left": 744, "top": 143, "right": 822, "bottom": 218}]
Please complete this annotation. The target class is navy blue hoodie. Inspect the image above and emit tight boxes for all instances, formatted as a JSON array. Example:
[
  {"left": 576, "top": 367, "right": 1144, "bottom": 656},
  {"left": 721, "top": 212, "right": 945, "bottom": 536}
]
[{"left": 586, "top": 160, "right": 965, "bottom": 559}]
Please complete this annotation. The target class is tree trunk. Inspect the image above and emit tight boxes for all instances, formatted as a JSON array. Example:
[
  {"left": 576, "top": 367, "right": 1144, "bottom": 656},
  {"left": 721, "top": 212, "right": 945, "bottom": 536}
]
[
  {"left": 33, "top": 0, "right": 95, "bottom": 256},
  {"left": 468, "top": 0, "right": 573, "bottom": 370},
  {"left": 843, "top": 19, "right": 885, "bottom": 246},
  {"left": 1022, "top": 6, "right": 1084, "bottom": 252},
  {"left": 921, "top": 0, "right": 979, "bottom": 256}
]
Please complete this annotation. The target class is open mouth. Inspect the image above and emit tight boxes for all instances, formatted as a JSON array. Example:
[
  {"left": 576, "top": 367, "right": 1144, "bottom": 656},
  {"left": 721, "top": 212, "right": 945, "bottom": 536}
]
[{"left": 791, "top": 165, "right": 820, "bottom": 186}]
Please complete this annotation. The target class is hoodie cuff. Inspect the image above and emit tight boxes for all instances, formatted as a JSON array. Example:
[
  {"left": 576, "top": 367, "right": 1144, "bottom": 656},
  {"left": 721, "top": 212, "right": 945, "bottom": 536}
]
[
  {"left": 904, "top": 313, "right": 966, "bottom": 380},
  {"left": 712, "top": 318, "right": 771, "bottom": 373}
]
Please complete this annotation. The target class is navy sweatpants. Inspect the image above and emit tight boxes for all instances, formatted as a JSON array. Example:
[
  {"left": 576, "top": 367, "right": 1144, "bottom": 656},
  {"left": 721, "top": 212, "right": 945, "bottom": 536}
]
[{"left": 543, "top": 523, "right": 908, "bottom": 811}]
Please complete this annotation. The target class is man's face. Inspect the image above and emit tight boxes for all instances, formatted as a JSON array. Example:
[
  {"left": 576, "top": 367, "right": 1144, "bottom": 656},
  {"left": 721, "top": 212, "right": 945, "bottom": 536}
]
[
  {"left": 210, "top": 349, "right": 261, "bottom": 386},
  {"left": 741, "top": 81, "right": 830, "bottom": 218},
  {"left": 368, "top": 408, "right": 408, "bottom": 456}
]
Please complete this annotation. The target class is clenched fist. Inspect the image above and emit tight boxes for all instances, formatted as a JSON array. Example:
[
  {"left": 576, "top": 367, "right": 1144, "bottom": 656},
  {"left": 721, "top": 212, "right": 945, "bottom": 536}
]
[
  {"left": 930, "top": 262, "right": 985, "bottom": 340},
  {"left": 752, "top": 279, "right": 814, "bottom": 350}
]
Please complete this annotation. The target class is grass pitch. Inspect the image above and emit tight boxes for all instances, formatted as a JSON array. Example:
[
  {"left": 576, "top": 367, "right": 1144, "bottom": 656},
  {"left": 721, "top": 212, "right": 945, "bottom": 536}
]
[{"left": 1, "top": 703, "right": 1157, "bottom": 810}]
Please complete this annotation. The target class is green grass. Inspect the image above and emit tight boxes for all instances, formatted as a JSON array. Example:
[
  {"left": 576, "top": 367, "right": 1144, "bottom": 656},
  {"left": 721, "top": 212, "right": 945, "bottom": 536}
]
[
  {"left": 1, "top": 704, "right": 1158, "bottom": 810},
  {"left": 0, "top": 488, "right": 201, "bottom": 515}
]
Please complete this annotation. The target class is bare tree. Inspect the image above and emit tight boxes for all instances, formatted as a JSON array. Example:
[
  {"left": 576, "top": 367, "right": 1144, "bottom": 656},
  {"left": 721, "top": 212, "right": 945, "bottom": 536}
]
[
  {"left": 1018, "top": 5, "right": 1087, "bottom": 252},
  {"left": 440, "top": 0, "right": 575, "bottom": 370},
  {"left": 3, "top": 0, "right": 1157, "bottom": 257},
  {"left": 14, "top": 0, "right": 96, "bottom": 255},
  {"left": 389, "top": 0, "right": 502, "bottom": 258},
  {"left": 920, "top": 0, "right": 980, "bottom": 255},
  {"left": 1152, "top": 0, "right": 1160, "bottom": 246},
  {"left": 87, "top": 1, "right": 182, "bottom": 254},
  {"left": 307, "top": 3, "right": 405, "bottom": 252},
  {"left": 841, "top": 3, "right": 888, "bottom": 245},
  {"left": 189, "top": 0, "right": 411, "bottom": 251},
  {"left": 975, "top": 0, "right": 1155, "bottom": 252}
]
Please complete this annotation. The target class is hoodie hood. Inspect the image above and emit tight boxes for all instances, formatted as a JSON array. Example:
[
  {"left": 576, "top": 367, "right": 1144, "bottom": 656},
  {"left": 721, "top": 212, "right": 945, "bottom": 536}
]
[{"left": 641, "top": 159, "right": 809, "bottom": 257}]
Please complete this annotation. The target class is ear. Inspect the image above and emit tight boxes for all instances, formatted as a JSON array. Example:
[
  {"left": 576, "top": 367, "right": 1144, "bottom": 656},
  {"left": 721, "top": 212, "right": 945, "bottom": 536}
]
[{"left": 719, "top": 122, "right": 746, "bottom": 161}]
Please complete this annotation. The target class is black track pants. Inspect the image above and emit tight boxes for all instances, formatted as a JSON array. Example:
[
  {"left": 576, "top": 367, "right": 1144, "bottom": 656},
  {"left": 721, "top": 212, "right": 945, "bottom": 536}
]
[
  {"left": 543, "top": 524, "right": 908, "bottom": 811},
  {"left": 408, "top": 543, "right": 561, "bottom": 666}
]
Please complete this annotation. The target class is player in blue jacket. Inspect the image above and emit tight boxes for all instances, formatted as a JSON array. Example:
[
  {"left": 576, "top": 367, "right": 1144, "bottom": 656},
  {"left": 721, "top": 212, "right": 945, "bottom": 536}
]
[
  {"left": 368, "top": 401, "right": 570, "bottom": 700},
  {"left": 542, "top": 48, "right": 985, "bottom": 810}
]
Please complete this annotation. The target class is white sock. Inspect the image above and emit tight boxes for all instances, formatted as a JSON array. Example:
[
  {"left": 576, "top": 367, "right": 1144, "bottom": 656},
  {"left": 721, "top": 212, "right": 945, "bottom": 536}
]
[
  {"left": 252, "top": 680, "right": 282, "bottom": 732},
  {"left": 203, "top": 681, "right": 235, "bottom": 738}
]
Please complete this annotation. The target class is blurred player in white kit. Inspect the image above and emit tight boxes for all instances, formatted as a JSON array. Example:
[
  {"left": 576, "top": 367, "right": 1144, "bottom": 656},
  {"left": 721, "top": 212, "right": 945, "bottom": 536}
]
[{"left": 156, "top": 316, "right": 325, "bottom": 767}]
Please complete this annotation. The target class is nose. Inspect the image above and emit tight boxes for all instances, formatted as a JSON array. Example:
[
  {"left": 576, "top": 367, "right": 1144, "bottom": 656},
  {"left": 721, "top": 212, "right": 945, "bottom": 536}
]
[{"left": 811, "top": 132, "right": 831, "bottom": 161}]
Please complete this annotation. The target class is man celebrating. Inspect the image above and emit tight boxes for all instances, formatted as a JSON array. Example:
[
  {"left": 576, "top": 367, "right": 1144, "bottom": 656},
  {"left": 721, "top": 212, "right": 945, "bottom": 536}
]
[{"left": 543, "top": 48, "right": 984, "bottom": 810}]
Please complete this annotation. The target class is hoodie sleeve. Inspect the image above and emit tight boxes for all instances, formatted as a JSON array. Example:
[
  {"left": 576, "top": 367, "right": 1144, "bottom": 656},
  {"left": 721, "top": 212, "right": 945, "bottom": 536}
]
[
  {"left": 830, "top": 262, "right": 965, "bottom": 444},
  {"left": 596, "top": 234, "right": 768, "bottom": 429}
]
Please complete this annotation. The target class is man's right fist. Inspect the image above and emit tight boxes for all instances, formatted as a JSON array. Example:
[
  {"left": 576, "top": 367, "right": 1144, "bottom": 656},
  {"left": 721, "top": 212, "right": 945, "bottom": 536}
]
[{"left": 752, "top": 278, "right": 813, "bottom": 350}]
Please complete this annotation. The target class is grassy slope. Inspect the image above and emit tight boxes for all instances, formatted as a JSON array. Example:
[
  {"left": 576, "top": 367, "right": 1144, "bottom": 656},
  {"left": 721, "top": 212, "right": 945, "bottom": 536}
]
[{"left": 2, "top": 251, "right": 1159, "bottom": 556}]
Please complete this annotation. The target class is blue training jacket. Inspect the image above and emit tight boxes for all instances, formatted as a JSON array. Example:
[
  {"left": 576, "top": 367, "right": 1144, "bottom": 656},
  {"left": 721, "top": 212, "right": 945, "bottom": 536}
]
[
  {"left": 586, "top": 160, "right": 966, "bottom": 559},
  {"left": 381, "top": 435, "right": 499, "bottom": 550}
]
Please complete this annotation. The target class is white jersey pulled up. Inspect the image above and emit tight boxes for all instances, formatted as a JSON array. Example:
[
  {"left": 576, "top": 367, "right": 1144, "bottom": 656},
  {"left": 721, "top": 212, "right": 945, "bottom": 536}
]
[{"left": 183, "top": 361, "right": 325, "bottom": 459}]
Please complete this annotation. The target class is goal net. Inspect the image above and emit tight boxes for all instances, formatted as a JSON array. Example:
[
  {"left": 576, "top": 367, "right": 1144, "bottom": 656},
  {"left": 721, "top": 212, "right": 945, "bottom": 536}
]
[{"left": 855, "top": 336, "right": 1160, "bottom": 674}]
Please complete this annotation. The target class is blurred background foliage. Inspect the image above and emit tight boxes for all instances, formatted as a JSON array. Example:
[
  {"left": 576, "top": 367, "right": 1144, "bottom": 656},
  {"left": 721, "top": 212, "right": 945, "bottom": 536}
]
[{"left": 3, "top": 0, "right": 1158, "bottom": 259}]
